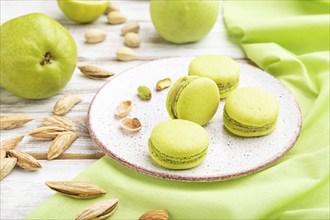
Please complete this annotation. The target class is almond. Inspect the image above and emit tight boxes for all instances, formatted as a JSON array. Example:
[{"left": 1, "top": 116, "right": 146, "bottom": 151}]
[
  {"left": 0, "top": 114, "right": 33, "bottom": 130},
  {"left": 53, "top": 94, "right": 82, "bottom": 116},
  {"left": 29, "top": 126, "right": 67, "bottom": 140},
  {"left": 40, "top": 116, "right": 76, "bottom": 131},
  {"left": 0, "top": 158, "right": 17, "bottom": 180},
  {"left": 0, "top": 135, "right": 24, "bottom": 151},
  {"left": 75, "top": 199, "right": 119, "bottom": 220},
  {"left": 8, "top": 150, "right": 41, "bottom": 171},
  {"left": 78, "top": 65, "right": 115, "bottom": 79},
  {"left": 138, "top": 209, "right": 169, "bottom": 220},
  {"left": 45, "top": 181, "right": 106, "bottom": 199},
  {"left": 47, "top": 131, "right": 78, "bottom": 160}
]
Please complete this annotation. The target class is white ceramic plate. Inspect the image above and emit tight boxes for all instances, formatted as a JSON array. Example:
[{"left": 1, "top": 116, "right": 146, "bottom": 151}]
[{"left": 88, "top": 57, "right": 301, "bottom": 182}]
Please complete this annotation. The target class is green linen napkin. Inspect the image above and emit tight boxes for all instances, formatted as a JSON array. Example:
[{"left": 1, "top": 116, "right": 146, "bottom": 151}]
[{"left": 26, "top": 1, "right": 329, "bottom": 219}]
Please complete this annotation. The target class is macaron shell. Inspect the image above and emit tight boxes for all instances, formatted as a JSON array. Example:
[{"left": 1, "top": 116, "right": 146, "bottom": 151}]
[
  {"left": 225, "top": 88, "right": 279, "bottom": 127},
  {"left": 167, "top": 76, "right": 220, "bottom": 125},
  {"left": 148, "top": 119, "right": 209, "bottom": 170},
  {"left": 149, "top": 119, "right": 209, "bottom": 157},
  {"left": 165, "top": 76, "right": 192, "bottom": 119},
  {"left": 188, "top": 55, "right": 240, "bottom": 84}
]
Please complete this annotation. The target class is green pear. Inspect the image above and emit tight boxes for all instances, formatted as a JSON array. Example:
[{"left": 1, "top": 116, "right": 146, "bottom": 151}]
[
  {"left": 57, "top": 0, "right": 109, "bottom": 24},
  {"left": 0, "top": 13, "right": 77, "bottom": 99},
  {"left": 150, "top": 0, "right": 220, "bottom": 44}
]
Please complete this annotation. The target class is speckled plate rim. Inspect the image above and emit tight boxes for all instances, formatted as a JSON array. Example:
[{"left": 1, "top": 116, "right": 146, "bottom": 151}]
[{"left": 87, "top": 57, "right": 302, "bottom": 182}]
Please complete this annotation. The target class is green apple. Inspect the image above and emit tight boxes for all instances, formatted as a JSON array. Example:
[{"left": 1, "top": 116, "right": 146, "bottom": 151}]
[
  {"left": 0, "top": 13, "right": 77, "bottom": 99},
  {"left": 150, "top": 0, "right": 220, "bottom": 44},
  {"left": 58, "top": 0, "right": 109, "bottom": 24}
]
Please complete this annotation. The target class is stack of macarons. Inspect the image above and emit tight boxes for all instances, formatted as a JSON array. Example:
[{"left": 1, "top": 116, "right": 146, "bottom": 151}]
[{"left": 148, "top": 55, "right": 279, "bottom": 170}]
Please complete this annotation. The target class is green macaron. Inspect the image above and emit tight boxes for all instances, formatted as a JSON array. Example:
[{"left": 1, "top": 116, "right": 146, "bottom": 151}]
[
  {"left": 166, "top": 76, "right": 220, "bottom": 126},
  {"left": 148, "top": 119, "right": 209, "bottom": 170},
  {"left": 188, "top": 55, "right": 240, "bottom": 98},
  {"left": 223, "top": 88, "right": 279, "bottom": 137}
]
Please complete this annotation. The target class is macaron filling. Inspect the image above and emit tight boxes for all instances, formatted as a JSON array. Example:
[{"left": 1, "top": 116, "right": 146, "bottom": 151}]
[
  {"left": 218, "top": 78, "right": 239, "bottom": 94},
  {"left": 223, "top": 110, "right": 277, "bottom": 133},
  {"left": 148, "top": 139, "right": 207, "bottom": 165}
]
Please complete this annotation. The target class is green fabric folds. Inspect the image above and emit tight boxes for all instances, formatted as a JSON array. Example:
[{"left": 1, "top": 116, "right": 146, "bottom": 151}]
[{"left": 26, "top": 0, "right": 329, "bottom": 219}]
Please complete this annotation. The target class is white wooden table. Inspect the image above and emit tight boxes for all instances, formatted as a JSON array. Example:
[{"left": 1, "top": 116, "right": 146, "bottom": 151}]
[{"left": 0, "top": 1, "right": 245, "bottom": 219}]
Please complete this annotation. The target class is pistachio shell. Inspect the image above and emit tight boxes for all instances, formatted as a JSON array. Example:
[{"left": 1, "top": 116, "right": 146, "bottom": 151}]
[
  {"left": 85, "top": 29, "right": 107, "bottom": 44},
  {"left": 124, "top": 32, "right": 141, "bottom": 48},
  {"left": 156, "top": 78, "right": 172, "bottom": 91},
  {"left": 107, "top": 11, "right": 126, "bottom": 24},
  {"left": 116, "top": 47, "right": 136, "bottom": 61},
  {"left": 114, "top": 101, "right": 132, "bottom": 118},
  {"left": 120, "top": 118, "right": 141, "bottom": 132},
  {"left": 104, "top": 2, "right": 120, "bottom": 14},
  {"left": 121, "top": 21, "right": 140, "bottom": 36}
]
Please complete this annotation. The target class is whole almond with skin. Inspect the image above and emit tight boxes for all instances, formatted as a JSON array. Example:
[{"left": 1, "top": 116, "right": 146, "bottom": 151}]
[
  {"left": 75, "top": 199, "right": 118, "bottom": 220},
  {"left": 116, "top": 47, "right": 136, "bottom": 61},
  {"left": 138, "top": 209, "right": 169, "bottom": 220},
  {"left": 107, "top": 11, "right": 126, "bottom": 24},
  {"left": 121, "top": 21, "right": 140, "bottom": 36},
  {"left": 85, "top": 29, "right": 107, "bottom": 44},
  {"left": 45, "top": 181, "right": 106, "bottom": 199},
  {"left": 40, "top": 116, "right": 76, "bottom": 131},
  {"left": 29, "top": 126, "right": 67, "bottom": 140},
  {"left": 0, "top": 114, "right": 33, "bottom": 130},
  {"left": 104, "top": 2, "right": 120, "bottom": 14},
  {"left": 78, "top": 65, "right": 115, "bottom": 79},
  {"left": 125, "top": 33, "right": 141, "bottom": 48},
  {"left": 0, "top": 135, "right": 24, "bottom": 151},
  {"left": 0, "top": 158, "right": 17, "bottom": 180},
  {"left": 0, "top": 150, "right": 6, "bottom": 159},
  {"left": 53, "top": 94, "right": 82, "bottom": 116},
  {"left": 8, "top": 150, "right": 41, "bottom": 171},
  {"left": 47, "top": 131, "right": 78, "bottom": 160},
  {"left": 75, "top": 198, "right": 119, "bottom": 220}
]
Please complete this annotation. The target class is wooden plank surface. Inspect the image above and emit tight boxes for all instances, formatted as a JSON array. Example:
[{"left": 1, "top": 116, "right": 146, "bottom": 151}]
[
  {"left": 1, "top": 0, "right": 245, "bottom": 159},
  {"left": 1, "top": 0, "right": 246, "bottom": 219},
  {"left": 0, "top": 160, "right": 96, "bottom": 220}
]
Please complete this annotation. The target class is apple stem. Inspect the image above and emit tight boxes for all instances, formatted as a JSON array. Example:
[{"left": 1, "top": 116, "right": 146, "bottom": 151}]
[{"left": 40, "top": 52, "right": 53, "bottom": 65}]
